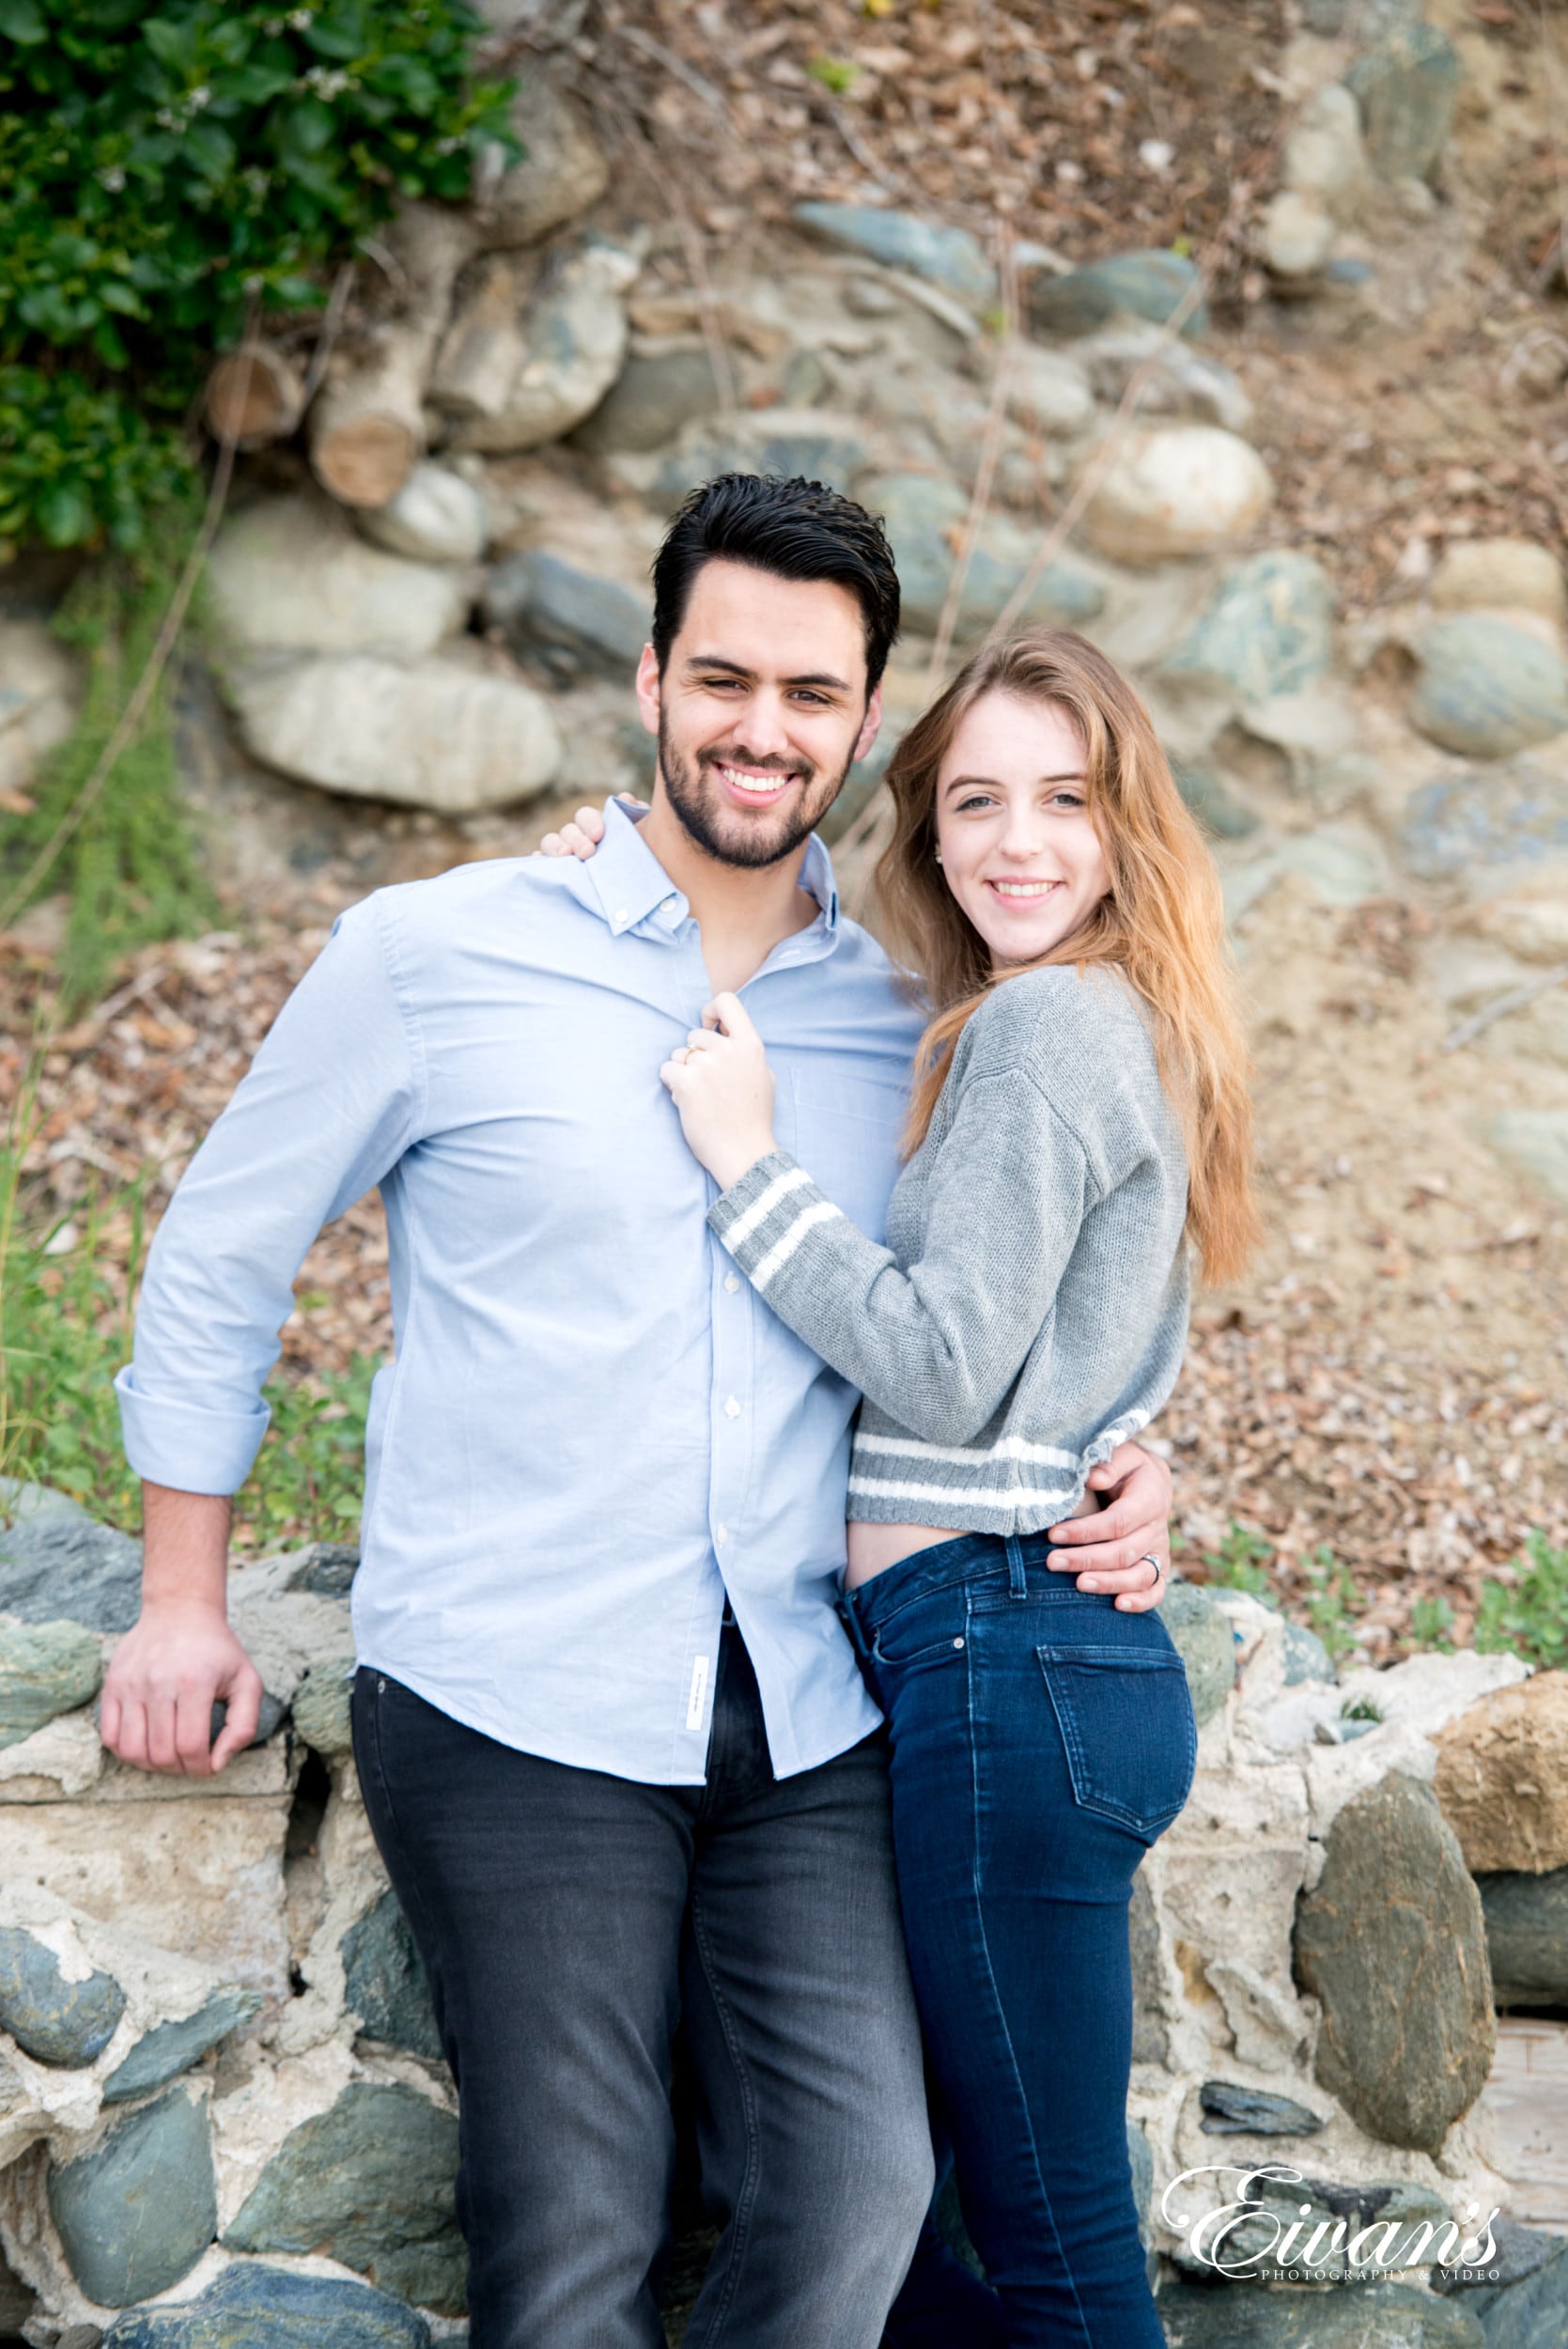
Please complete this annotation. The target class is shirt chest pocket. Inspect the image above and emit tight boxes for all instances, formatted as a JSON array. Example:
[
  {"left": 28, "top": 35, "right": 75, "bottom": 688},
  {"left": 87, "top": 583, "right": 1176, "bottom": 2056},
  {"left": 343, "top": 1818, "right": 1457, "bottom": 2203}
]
[{"left": 782, "top": 1070, "right": 908, "bottom": 1244}]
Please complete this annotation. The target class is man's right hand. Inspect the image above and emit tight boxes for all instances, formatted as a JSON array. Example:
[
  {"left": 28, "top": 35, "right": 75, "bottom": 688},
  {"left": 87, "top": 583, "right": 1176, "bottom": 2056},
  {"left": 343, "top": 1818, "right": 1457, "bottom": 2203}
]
[
  {"left": 100, "top": 1484, "right": 262, "bottom": 1775},
  {"left": 101, "top": 1598, "right": 264, "bottom": 1775}
]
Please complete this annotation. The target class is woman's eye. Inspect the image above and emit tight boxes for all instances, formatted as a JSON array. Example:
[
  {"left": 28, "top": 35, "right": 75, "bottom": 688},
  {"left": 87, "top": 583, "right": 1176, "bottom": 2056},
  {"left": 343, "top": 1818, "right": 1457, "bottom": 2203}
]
[
  {"left": 955, "top": 794, "right": 993, "bottom": 813},
  {"left": 1049, "top": 791, "right": 1086, "bottom": 810}
]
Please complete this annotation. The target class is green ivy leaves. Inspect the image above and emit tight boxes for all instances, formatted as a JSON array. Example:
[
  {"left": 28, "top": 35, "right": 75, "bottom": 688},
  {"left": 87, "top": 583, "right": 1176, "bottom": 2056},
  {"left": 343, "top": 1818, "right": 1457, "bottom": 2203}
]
[{"left": 0, "top": 0, "right": 517, "bottom": 550}]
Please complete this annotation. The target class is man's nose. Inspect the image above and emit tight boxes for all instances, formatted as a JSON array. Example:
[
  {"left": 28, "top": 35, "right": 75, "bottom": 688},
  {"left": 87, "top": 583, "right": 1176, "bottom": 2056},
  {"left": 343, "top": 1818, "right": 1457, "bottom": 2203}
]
[{"left": 734, "top": 690, "right": 795, "bottom": 758}]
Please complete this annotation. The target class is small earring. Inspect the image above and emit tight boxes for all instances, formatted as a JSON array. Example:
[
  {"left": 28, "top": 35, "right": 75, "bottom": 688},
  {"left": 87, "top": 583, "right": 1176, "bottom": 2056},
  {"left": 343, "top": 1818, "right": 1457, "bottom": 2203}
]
[{"left": 934, "top": 846, "right": 943, "bottom": 864}]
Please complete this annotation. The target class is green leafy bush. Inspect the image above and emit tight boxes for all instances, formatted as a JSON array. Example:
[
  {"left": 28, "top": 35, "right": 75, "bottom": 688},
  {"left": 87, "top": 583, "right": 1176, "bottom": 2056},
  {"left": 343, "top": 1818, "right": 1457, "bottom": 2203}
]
[
  {"left": 1199, "top": 1517, "right": 1275, "bottom": 1598},
  {"left": 1, "top": 1083, "right": 377, "bottom": 1549},
  {"left": 1475, "top": 1532, "right": 1568, "bottom": 1673},
  {"left": 0, "top": 0, "right": 515, "bottom": 551}
]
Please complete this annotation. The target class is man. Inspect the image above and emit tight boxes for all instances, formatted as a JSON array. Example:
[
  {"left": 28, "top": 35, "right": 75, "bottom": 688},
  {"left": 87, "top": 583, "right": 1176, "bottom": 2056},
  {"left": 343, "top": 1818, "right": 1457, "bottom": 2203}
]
[{"left": 103, "top": 474, "right": 1174, "bottom": 2348}]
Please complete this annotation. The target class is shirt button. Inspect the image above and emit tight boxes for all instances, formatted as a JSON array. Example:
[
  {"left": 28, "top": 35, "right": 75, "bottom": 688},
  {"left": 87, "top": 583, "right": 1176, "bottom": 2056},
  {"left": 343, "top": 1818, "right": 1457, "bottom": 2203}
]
[
  {"left": 723, "top": 1273, "right": 740, "bottom": 1293},
  {"left": 723, "top": 1396, "right": 740, "bottom": 1419},
  {"left": 716, "top": 1525, "right": 730, "bottom": 1545},
  {"left": 660, "top": 896, "right": 678, "bottom": 914},
  {"left": 613, "top": 908, "right": 629, "bottom": 926}
]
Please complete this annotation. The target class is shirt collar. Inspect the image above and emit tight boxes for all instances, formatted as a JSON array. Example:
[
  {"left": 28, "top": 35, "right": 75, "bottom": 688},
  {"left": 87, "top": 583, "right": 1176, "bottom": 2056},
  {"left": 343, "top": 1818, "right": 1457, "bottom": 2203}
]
[{"left": 583, "top": 799, "right": 841, "bottom": 941}]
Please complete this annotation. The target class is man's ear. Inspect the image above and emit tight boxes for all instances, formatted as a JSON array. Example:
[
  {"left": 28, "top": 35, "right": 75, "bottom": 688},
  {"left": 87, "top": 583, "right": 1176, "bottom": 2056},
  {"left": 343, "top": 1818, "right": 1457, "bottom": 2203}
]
[
  {"left": 634, "top": 643, "right": 661, "bottom": 738},
  {"left": 852, "top": 681, "right": 883, "bottom": 766}
]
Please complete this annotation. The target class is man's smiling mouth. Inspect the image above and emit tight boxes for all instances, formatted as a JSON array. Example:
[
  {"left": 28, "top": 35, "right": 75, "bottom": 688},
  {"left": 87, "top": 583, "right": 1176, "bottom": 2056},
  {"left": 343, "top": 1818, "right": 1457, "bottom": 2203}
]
[{"left": 714, "top": 762, "right": 800, "bottom": 802}]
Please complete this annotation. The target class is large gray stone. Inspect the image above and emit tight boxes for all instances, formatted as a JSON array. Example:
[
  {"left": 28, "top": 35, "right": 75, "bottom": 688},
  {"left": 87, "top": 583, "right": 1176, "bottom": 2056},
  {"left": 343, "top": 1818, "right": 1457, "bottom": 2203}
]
[
  {"left": 1163, "top": 1580, "right": 1236, "bottom": 1727},
  {"left": 49, "top": 2091, "right": 216, "bottom": 2307},
  {"left": 1476, "top": 1868, "right": 1568, "bottom": 2008},
  {"left": 1398, "top": 765, "right": 1568, "bottom": 883},
  {"left": 1435, "top": 2227, "right": 1568, "bottom": 2347},
  {"left": 483, "top": 76, "right": 608, "bottom": 249},
  {"left": 792, "top": 203, "right": 996, "bottom": 308},
  {"left": 1157, "top": 2278, "right": 1484, "bottom": 2344},
  {"left": 356, "top": 464, "right": 487, "bottom": 566},
  {"left": 0, "top": 1481, "right": 142, "bottom": 1633},
  {"left": 1432, "top": 2217, "right": 1566, "bottom": 2295},
  {"left": 232, "top": 650, "right": 564, "bottom": 816},
  {"left": 341, "top": 1892, "right": 442, "bottom": 2063},
  {"left": 1410, "top": 621, "right": 1568, "bottom": 761},
  {"left": 866, "top": 471, "right": 1103, "bottom": 639},
  {"left": 1345, "top": 23, "right": 1464, "bottom": 185},
  {"left": 1198, "top": 2081, "right": 1327, "bottom": 2136},
  {"left": 1170, "top": 760, "right": 1262, "bottom": 843},
  {"left": 651, "top": 414, "right": 869, "bottom": 508},
  {"left": 1293, "top": 1772, "right": 1495, "bottom": 2152},
  {"left": 1082, "top": 426, "right": 1273, "bottom": 565},
  {"left": 0, "top": 1922, "right": 125, "bottom": 2066},
  {"left": 103, "top": 1989, "right": 262, "bottom": 2105},
  {"left": 1076, "top": 326, "right": 1251, "bottom": 434},
  {"left": 574, "top": 348, "right": 723, "bottom": 454},
  {"left": 208, "top": 498, "right": 471, "bottom": 662},
  {"left": 100, "top": 2260, "right": 431, "bottom": 2346},
  {"left": 483, "top": 550, "right": 649, "bottom": 681},
  {"left": 1164, "top": 552, "right": 1336, "bottom": 703},
  {"left": 283, "top": 1542, "right": 359, "bottom": 1597},
  {"left": 1029, "top": 249, "right": 1208, "bottom": 341},
  {"left": 0, "top": 1615, "right": 102, "bottom": 1747},
  {"left": 225, "top": 2080, "right": 462, "bottom": 2311},
  {"left": 289, "top": 1658, "right": 355, "bottom": 1759},
  {"left": 438, "top": 243, "right": 634, "bottom": 456}
]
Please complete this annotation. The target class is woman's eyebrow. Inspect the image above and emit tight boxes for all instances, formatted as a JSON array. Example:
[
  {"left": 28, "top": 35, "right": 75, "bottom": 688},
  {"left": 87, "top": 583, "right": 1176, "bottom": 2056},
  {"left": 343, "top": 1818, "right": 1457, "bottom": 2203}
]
[{"left": 941, "top": 770, "right": 1087, "bottom": 793}]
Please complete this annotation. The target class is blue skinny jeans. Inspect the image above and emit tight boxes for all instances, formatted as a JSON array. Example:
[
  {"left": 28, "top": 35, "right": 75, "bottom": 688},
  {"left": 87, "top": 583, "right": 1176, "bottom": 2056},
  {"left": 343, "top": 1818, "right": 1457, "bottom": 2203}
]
[{"left": 841, "top": 1530, "right": 1198, "bottom": 2349}]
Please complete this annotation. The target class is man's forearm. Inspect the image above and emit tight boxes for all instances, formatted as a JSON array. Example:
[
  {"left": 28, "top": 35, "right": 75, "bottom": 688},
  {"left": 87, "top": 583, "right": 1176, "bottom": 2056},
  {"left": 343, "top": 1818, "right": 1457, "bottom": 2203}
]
[{"left": 140, "top": 1483, "right": 233, "bottom": 1613}]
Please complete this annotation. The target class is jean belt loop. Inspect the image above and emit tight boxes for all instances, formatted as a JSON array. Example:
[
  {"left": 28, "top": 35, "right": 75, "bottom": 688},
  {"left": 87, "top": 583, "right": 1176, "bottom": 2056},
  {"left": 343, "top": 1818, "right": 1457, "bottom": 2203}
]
[
  {"left": 838, "top": 1592, "right": 873, "bottom": 1659},
  {"left": 1005, "top": 1534, "right": 1029, "bottom": 1599}
]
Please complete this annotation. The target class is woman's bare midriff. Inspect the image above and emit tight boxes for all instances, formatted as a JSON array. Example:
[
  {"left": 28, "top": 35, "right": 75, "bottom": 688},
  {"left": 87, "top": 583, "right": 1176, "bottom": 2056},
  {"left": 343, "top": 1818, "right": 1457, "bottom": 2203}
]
[{"left": 845, "top": 1489, "right": 1102, "bottom": 1591}]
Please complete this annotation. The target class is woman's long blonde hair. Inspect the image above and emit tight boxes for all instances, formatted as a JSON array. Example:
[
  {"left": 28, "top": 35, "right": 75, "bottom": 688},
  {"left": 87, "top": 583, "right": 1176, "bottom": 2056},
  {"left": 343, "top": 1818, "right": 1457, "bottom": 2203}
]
[{"left": 874, "top": 628, "right": 1260, "bottom": 1286}]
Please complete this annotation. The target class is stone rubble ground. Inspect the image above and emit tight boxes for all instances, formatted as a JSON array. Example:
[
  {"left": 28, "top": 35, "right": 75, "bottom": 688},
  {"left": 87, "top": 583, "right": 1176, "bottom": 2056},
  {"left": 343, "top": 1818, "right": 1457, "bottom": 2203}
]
[{"left": 3, "top": 1, "right": 1568, "bottom": 2341}]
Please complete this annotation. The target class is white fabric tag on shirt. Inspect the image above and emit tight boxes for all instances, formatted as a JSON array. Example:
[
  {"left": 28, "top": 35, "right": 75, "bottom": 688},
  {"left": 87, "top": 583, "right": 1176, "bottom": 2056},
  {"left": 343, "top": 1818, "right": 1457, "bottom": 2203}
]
[{"left": 687, "top": 1655, "right": 710, "bottom": 1731}]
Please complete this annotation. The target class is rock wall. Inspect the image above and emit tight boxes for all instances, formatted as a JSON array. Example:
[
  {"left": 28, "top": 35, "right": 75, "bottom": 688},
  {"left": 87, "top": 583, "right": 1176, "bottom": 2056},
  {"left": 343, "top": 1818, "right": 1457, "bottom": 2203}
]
[{"left": 3, "top": 1480, "right": 1564, "bottom": 2343}]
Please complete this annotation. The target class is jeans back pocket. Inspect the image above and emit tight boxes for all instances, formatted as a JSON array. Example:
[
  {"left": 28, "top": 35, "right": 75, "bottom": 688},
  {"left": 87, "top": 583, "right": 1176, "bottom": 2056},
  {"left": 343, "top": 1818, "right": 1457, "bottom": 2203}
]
[{"left": 1036, "top": 1641, "right": 1197, "bottom": 1843}]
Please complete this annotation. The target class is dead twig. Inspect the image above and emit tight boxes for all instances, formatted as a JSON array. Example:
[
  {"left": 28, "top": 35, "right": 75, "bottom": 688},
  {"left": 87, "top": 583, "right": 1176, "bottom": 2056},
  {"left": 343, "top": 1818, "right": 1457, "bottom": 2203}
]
[{"left": 1441, "top": 962, "right": 1568, "bottom": 1052}]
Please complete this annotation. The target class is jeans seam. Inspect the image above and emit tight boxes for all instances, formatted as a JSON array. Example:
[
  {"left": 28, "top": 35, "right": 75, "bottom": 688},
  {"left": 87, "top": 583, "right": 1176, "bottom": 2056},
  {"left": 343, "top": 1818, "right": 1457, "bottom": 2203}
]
[
  {"left": 682, "top": 1888, "right": 762, "bottom": 2347},
  {"left": 963, "top": 1605, "right": 1094, "bottom": 2348},
  {"left": 353, "top": 1674, "right": 451, "bottom": 2038}
]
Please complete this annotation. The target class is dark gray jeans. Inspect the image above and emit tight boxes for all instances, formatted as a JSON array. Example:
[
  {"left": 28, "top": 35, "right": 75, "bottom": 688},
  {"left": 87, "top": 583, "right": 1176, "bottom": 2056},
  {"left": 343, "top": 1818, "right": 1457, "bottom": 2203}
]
[{"left": 351, "top": 1626, "right": 932, "bottom": 2348}]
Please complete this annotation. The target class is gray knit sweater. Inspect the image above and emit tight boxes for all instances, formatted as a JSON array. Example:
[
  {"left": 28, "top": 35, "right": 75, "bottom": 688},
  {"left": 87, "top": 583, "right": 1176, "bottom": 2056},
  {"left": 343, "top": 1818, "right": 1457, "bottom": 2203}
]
[{"left": 708, "top": 964, "right": 1190, "bottom": 1533}]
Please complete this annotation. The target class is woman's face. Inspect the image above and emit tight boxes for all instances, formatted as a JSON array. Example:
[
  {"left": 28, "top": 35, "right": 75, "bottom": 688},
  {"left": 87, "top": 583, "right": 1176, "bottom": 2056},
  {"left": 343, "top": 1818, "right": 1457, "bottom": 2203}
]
[{"left": 932, "top": 691, "right": 1111, "bottom": 967}]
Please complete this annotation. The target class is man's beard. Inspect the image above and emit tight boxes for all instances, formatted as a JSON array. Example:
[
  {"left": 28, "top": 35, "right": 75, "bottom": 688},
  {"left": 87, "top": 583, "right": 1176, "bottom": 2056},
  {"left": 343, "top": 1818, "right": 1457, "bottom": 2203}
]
[{"left": 657, "top": 712, "right": 853, "bottom": 869}]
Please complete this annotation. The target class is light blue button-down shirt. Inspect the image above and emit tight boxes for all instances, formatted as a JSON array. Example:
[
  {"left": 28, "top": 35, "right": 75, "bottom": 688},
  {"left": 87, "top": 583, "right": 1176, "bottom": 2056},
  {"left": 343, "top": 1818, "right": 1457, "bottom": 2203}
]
[{"left": 116, "top": 802, "right": 924, "bottom": 1783}]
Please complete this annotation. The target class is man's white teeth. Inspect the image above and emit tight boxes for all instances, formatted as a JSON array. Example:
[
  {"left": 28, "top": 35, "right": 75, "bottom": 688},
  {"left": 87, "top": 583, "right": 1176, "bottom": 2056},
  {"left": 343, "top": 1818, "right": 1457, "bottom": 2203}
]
[{"left": 721, "top": 766, "right": 792, "bottom": 796}]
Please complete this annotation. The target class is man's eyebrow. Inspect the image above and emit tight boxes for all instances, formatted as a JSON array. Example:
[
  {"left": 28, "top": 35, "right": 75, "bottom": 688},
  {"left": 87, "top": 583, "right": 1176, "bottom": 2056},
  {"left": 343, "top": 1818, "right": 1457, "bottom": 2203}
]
[{"left": 685, "top": 654, "right": 853, "bottom": 692}]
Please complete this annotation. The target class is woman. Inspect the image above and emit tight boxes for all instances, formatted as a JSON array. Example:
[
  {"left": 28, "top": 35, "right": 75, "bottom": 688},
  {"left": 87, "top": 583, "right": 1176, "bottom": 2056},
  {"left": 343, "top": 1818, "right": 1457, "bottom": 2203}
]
[{"left": 551, "top": 628, "right": 1257, "bottom": 2345}]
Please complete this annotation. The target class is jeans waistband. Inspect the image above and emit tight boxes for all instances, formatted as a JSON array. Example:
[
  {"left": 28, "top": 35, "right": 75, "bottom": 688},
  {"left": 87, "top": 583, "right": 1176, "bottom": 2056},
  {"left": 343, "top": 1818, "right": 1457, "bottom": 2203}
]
[{"left": 840, "top": 1530, "right": 1063, "bottom": 1653}]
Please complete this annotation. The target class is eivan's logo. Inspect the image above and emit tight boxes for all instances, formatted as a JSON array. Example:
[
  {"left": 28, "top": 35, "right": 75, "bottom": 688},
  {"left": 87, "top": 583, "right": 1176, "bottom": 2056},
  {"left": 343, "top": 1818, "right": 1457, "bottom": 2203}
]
[{"left": 1159, "top": 2164, "right": 1500, "bottom": 2282}]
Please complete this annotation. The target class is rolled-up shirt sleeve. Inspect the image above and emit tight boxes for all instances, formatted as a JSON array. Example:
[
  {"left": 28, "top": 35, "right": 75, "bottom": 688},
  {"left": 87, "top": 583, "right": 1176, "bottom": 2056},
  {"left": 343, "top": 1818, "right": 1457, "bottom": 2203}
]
[{"left": 115, "top": 894, "right": 424, "bottom": 1495}]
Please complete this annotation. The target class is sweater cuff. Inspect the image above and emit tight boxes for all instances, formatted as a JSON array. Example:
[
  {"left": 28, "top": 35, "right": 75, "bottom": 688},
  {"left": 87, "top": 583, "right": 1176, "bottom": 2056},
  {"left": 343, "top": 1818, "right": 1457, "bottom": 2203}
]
[{"left": 707, "top": 1151, "right": 843, "bottom": 1292}]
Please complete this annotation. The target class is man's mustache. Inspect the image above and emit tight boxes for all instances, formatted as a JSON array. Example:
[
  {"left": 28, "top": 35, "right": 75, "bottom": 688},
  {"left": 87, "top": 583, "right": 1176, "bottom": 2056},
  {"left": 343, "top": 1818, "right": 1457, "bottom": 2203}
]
[{"left": 696, "top": 746, "right": 813, "bottom": 778}]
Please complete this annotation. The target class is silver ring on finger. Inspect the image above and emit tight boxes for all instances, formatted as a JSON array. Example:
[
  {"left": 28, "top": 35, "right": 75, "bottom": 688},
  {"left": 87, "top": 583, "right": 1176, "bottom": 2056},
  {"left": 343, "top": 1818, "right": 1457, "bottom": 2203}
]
[
  {"left": 670, "top": 1046, "right": 690, "bottom": 1066},
  {"left": 1138, "top": 1553, "right": 1162, "bottom": 1591}
]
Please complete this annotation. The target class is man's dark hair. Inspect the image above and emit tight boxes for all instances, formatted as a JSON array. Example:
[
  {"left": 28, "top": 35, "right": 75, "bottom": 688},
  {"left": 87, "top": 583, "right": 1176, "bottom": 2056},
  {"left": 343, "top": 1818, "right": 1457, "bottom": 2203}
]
[{"left": 650, "top": 474, "right": 901, "bottom": 691}]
